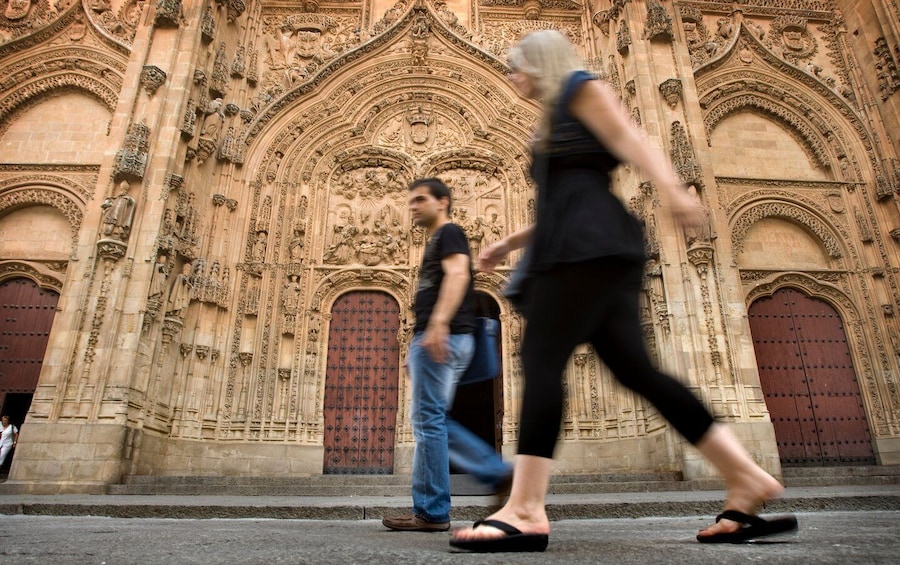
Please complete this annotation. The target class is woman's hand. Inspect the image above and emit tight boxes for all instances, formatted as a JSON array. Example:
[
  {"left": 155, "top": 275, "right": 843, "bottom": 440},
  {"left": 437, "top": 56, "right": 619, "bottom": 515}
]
[
  {"left": 477, "top": 240, "right": 510, "bottom": 273},
  {"left": 667, "top": 186, "right": 706, "bottom": 229}
]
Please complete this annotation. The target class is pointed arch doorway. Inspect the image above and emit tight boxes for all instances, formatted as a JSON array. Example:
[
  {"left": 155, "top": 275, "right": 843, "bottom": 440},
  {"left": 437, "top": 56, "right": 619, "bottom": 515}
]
[
  {"left": 748, "top": 287, "right": 874, "bottom": 466},
  {"left": 323, "top": 291, "right": 401, "bottom": 474}
]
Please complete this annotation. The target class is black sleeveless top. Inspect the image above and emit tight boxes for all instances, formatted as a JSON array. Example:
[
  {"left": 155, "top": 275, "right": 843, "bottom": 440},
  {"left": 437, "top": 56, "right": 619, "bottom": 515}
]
[{"left": 528, "top": 70, "right": 646, "bottom": 273}]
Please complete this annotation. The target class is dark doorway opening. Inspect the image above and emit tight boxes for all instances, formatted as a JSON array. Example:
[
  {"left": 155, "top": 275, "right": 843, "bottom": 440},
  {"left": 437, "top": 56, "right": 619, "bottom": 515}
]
[
  {"left": 450, "top": 292, "right": 503, "bottom": 473},
  {"left": 0, "top": 393, "right": 32, "bottom": 475}
]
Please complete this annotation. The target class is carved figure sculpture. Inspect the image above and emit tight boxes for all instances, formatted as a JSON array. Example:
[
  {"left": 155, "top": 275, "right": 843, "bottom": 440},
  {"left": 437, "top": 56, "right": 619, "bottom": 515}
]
[
  {"left": 101, "top": 181, "right": 137, "bottom": 241},
  {"left": 166, "top": 263, "right": 194, "bottom": 317}
]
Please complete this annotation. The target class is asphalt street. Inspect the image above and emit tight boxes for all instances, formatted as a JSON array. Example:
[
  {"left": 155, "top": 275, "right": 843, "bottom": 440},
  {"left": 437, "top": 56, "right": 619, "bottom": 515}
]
[{"left": 1, "top": 510, "right": 898, "bottom": 564}]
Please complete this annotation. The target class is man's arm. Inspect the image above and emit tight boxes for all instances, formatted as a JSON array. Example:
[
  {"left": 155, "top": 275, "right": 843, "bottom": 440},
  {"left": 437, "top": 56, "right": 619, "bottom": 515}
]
[{"left": 421, "top": 253, "right": 470, "bottom": 363}]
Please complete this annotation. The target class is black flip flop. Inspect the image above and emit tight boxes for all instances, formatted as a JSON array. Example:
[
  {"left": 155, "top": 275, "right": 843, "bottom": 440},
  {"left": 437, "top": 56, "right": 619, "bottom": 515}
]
[
  {"left": 449, "top": 519, "right": 549, "bottom": 553},
  {"left": 697, "top": 510, "right": 799, "bottom": 543}
]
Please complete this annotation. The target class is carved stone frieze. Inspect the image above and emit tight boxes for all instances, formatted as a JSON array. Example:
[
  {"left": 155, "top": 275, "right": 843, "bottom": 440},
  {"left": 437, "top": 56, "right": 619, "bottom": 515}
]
[{"left": 874, "top": 37, "right": 900, "bottom": 101}]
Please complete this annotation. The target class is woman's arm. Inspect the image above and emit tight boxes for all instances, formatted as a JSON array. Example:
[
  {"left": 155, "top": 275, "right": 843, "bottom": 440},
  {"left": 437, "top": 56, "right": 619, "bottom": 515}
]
[
  {"left": 476, "top": 225, "right": 534, "bottom": 273},
  {"left": 569, "top": 80, "right": 703, "bottom": 228}
]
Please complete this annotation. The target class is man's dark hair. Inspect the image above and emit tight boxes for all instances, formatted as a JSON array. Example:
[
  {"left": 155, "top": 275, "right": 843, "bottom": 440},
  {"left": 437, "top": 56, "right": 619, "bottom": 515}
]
[{"left": 408, "top": 177, "right": 452, "bottom": 215}]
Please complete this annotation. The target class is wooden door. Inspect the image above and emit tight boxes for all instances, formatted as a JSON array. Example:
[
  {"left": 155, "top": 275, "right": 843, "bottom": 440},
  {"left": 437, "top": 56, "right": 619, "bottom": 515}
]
[
  {"left": 0, "top": 278, "right": 59, "bottom": 409},
  {"left": 322, "top": 291, "right": 400, "bottom": 474},
  {"left": 749, "top": 287, "right": 874, "bottom": 465}
]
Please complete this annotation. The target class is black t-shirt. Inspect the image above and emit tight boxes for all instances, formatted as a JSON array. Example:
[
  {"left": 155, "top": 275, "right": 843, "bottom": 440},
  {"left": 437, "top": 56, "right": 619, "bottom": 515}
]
[{"left": 413, "top": 223, "right": 476, "bottom": 334}]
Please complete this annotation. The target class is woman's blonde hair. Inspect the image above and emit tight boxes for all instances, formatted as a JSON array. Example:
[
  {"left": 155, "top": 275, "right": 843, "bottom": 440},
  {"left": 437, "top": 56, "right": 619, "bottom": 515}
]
[{"left": 507, "top": 30, "right": 583, "bottom": 147}]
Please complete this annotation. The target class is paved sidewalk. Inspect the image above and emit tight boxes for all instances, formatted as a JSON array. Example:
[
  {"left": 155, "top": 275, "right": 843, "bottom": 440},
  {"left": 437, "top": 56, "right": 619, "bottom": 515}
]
[{"left": 1, "top": 485, "right": 898, "bottom": 520}]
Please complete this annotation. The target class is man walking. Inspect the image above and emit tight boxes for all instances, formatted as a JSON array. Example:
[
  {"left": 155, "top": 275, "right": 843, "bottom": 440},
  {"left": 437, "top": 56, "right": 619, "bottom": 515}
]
[{"left": 382, "top": 178, "right": 511, "bottom": 532}]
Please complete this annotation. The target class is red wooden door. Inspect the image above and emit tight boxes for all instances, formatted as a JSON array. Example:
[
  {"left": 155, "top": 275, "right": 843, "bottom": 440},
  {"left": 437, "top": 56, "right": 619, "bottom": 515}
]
[
  {"left": 749, "top": 287, "right": 874, "bottom": 465},
  {"left": 0, "top": 278, "right": 59, "bottom": 404},
  {"left": 323, "top": 291, "right": 400, "bottom": 474}
]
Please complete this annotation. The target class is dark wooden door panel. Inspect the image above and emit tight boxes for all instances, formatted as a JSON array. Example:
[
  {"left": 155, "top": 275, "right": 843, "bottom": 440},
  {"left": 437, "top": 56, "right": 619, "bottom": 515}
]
[
  {"left": 0, "top": 278, "right": 59, "bottom": 393},
  {"left": 323, "top": 291, "right": 400, "bottom": 474},
  {"left": 749, "top": 287, "right": 874, "bottom": 466}
]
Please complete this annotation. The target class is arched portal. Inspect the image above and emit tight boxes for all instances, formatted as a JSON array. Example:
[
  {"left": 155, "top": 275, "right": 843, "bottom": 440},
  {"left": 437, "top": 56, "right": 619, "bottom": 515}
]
[
  {"left": 322, "top": 290, "right": 401, "bottom": 474},
  {"left": 748, "top": 287, "right": 874, "bottom": 465},
  {"left": 0, "top": 277, "right": 59, "bottom": 474}
]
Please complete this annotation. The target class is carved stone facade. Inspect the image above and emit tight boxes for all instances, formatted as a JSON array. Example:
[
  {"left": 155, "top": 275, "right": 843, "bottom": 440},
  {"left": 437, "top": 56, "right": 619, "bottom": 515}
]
[{"left": 0, "top": 1, "right": 898, "bottom": 492}]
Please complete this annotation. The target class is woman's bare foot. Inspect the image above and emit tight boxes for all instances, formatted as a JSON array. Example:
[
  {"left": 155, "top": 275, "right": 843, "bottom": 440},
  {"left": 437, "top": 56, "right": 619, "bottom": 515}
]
[
  {"left": 697, "top": 467, "right": 784, "bottom": 538},
  {"left": 451, "top": 504, "right": 551, "bottom": 542}
]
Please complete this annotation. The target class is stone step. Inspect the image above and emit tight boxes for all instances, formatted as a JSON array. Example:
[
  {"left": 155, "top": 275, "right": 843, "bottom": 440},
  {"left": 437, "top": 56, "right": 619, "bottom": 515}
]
[{"left": 781, "top": 465, "right": 900, "bottom": 478}]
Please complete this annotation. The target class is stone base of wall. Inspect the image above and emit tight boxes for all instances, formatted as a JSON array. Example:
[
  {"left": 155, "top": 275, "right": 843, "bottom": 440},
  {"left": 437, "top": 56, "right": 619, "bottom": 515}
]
[
  {"left": 681, "top": 421, "right": 782, "bottom": 481},
  {"left": 874, "top": 436, "right": 900, "bottom": 465},
  {"left": 395, "top": 431, "right": 679, "bottom": 475},
  {"left": 6, "top": 421, "right": 127, "bottom": 494},
  {"left": 131, "top": 433, "right": 325, "bottom": 477}
]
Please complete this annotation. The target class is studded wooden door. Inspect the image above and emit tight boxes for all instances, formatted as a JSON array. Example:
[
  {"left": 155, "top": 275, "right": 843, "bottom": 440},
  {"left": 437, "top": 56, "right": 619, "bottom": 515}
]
[
  {"left": 323, "top": 291, "right": 401, "bottom": 474},
  {"left": 748, "top": 287, "right": 874, "bottom": 465},
  {"left": 0, "top": 278, "right": 59, "bottom": 409}
]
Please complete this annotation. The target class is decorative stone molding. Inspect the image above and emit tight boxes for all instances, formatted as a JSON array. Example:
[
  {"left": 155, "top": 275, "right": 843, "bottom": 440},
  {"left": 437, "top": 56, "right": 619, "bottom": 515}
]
[
  {"left": 96, "top": 238, "right": 127, "bottom": 262},
  {"left": 0, "top": 186, "right": 83, "bottom": 235},
  {"left": 0, "top": 260, "right": 64, "bottom": 292},
  {"left": 731, "top": 201, "right": 843, "bottom": 259},
  {"left": 140, "top": 65, "right": 166, "bottom": 96},
  {"left": 766, "top": 15, "right": 817, "bottom": 65},
  {"left": 616, "top": 18, "right": 632, "bottom": 55}
]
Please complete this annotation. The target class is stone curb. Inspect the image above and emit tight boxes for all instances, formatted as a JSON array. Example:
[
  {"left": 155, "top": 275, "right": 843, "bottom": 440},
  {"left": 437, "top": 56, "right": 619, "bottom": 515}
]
[{"left": 1, "top": 495, "right": 896, "bottom": 520}]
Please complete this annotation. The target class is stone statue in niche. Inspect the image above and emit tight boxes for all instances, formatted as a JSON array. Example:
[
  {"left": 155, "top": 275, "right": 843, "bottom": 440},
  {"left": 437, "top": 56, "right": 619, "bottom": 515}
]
[
  {"left": 149, "top": 254, "right": 170, "bottom": 300},
  {"left": 101, "top": 181, "right": 137, "bottom": 242},
  {"left": 484, "top": 213, "right": 504, "bottom": 248},
  {"left": 165, "top": 263, "right": 193, "bottom": 318},
  {"left": 200, "top": 97, "right": 225, "bottom": 139},
  {"left": 466, "top": 216, "right": 486, "bottom": 259},
  {"left": 683, "top": 184, "right": 712, "bottom": 247},
  {"left": 251, "top": 231, "right": 268, "bottom": 262},
  {"left": 288, "top": 226, "right": 306, "bottom": 260}
]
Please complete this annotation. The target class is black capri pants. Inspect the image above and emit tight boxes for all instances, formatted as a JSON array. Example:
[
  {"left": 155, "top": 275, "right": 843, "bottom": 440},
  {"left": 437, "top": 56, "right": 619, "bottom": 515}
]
[{"left": 517, "top": 258, "right": 715, "bottom": 458}]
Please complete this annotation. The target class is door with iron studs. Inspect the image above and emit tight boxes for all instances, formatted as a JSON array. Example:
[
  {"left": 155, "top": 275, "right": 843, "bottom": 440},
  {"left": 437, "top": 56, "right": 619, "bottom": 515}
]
[
  {"left": 749, "top": 287, "right": 874, "bottom": 466},
  {"left": 323, "top": 291, "right": 401, "bottom": 474}
]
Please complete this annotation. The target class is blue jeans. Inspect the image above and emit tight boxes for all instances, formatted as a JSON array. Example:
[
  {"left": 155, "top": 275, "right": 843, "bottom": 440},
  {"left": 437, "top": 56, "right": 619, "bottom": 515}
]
[{"left": 408, "top": 332, "right": 512, "bottom": 523}]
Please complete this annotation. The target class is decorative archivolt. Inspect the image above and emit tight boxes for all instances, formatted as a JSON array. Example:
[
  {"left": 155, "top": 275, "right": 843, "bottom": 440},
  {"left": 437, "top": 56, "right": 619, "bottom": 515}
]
[
  {"left": 0, "top": 259, "right": 64, "bottom": 292},
  {"left": 703, "top": 92, "right": 830, "bottom": 168},
  {"left": 309, "top": 268, "right": 412, "bottom": 314},
  {"left": 0, "top": 185, "right": 84, "bottom": 234},
  {"left": 731, "top": 201, "right": 843, "bottom": 259},
  {"left": 745, "top": 272, "right": 856, "bottom": 325}
]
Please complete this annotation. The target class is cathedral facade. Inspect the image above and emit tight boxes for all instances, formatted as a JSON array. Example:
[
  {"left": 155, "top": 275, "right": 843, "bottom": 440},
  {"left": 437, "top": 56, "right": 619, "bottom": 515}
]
[{"left": 1, "top": 0, "right": 899, "bottom": 492}]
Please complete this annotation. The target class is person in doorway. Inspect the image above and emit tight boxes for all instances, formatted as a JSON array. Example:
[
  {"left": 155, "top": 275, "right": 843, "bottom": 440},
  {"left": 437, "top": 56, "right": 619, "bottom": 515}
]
[
  {"left": 0, "top": 415, "right": 19, "bottom": 467},
  {"left": 449, "top": 30, "right": 797, "bottom": 552},
  {"left": 382, "top": 178, "right": 512, "bottom": 532}
]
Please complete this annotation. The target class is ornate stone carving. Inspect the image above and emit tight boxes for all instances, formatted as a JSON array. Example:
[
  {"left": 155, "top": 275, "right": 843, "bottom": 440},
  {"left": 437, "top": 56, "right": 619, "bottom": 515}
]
[
  {"left": 231, "top": 46, "right": 245, "bottom": 79},
  {"left": 659, "top": 78, "right": 682, "bottom": 108},
  {"left": 766, "top": 15, "right": 817, "bottom": 65},
  {"left": 616, "top": 18, "right": 632, "bottom": 55},
  {"left": 855, "top": 208, "right": 873, "bottom": 243},
  {"left": 874, "top": 37, "right": 900, "bottom": 101},
  {"left": 210, "top": 42, "right": 229, "bottom": 98},
  {"left": 669, "top": 121, "right": 702, "bottom": 186},
  {"left": 113, "top": 123, "right": 150, "bottom": 181},
  {"left": 154, "top": 0, "right": 183, "bottom": 28},
  {"left": 645, "top": 0, "right": 673, "bottom": 42},
  {"left": 200, "top": 6, "right": 215, "bottom": 43},
  {"left": 140, "top": 65, "right": 166, "bottom": 96}
]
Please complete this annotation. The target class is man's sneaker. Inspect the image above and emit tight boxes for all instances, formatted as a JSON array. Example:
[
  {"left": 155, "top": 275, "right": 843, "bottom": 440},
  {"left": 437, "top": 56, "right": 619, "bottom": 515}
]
[{"left": 382, "top": 512, "right": 450, "bottom": 532}]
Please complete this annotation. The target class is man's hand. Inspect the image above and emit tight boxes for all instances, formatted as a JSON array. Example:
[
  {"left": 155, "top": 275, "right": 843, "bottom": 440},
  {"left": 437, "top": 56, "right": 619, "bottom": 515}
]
[{"left": 422, "top": 320, "right": 450, "bottom": 363}]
